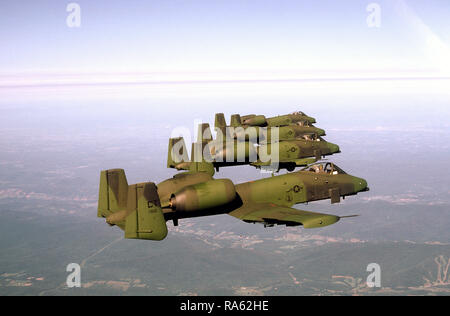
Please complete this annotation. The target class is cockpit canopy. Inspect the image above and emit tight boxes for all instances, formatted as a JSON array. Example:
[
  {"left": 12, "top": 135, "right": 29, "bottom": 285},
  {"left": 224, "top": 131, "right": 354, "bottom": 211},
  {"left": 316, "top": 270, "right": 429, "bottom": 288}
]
[
  {"left": 292, "top": 111, "right": 306, "bottom": 116},
  {"left": 300, "top": 133, "right": 321, "bottom": 141},
  {"left": 296, "top": 120, "right": 313, "bottom": 127},
  {"left": 301, "top": 162, "right": 347, "bottom": 175}
]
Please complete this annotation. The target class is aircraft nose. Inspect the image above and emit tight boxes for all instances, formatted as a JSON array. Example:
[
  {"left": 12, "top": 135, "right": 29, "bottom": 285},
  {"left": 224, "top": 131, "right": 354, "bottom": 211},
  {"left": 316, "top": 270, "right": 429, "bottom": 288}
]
[
  {"left": 328, "top": 143, "right": 340, "bottom": 154},
  {"left": 355, "top": 178, "right": 369, "bottom": 192}
]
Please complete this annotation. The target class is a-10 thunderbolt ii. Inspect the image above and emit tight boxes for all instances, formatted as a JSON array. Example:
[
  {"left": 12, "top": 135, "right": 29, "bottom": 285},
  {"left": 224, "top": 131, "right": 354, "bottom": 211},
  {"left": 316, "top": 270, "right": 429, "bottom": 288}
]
[
  {"left": 168, "top": 123, "right": 340, "bottom": 172},
  {"left": 254, "top": 133, "right": 340, "bottom": 171},
  {"left": 240, "top": 111, "right": 316, "bottom": 127},
  {"left": 214, "top": 113, "right": 326, "bottom": 142},
  {"left": 97, "top": 161, "right": 369, "bottom": 241}
]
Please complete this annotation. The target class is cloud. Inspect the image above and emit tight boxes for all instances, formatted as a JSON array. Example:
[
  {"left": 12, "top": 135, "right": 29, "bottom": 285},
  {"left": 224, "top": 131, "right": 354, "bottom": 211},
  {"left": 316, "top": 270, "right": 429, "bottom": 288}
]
[
  {"left": 361, "top": 193, "right": 448, "bottom": 206},
  {"left": 0, "top": 188, "right": 95, "bottom": 203},
  {"left": 396, "top": 0, "right": 450, "bottom": 75}
]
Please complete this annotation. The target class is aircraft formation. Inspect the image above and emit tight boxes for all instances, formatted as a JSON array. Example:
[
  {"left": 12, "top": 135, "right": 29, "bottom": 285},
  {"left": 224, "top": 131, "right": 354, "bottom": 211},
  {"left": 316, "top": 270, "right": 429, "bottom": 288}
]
[{"left": 97, "top": 111, "right": 369, "bottom": 241}]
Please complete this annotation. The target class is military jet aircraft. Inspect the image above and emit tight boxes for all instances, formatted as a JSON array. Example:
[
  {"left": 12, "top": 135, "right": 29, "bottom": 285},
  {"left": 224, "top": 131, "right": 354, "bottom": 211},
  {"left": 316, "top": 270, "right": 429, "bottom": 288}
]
[
  {"left": 168, "top": 123, "right": 339, "bottom": 172},
  {"left": 254, "top": 133, "right": 340, "bottom": 171},
  {"left": 97, "top": 162, "right": 369, "bottom": 241},
  {"left": 240, "top": 111, "right": 316, "bottom": 127},
  {"left": 211, "top": 132, "right": 340, "bottom": 172},
  {"left": 214, "top": 113, "right": 326, "bottom": 143}
]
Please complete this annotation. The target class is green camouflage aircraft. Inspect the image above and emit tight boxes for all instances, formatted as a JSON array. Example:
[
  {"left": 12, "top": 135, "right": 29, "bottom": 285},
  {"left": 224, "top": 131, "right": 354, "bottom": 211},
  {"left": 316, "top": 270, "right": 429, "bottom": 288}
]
[
  {"left": 214, "top": 113, "right": 326, "bottom": 142},
  {"left": 254, "top": 133, "right": 340, "bottom": 171},
  {"left": 168, "top": 123, "right": 339, "bottom": 172},
  {"left": 239, "top": 111, "right": 316, "bottom": 127},
  {"left": 97, "top": 162, "right": 369, "bottom": 241}
]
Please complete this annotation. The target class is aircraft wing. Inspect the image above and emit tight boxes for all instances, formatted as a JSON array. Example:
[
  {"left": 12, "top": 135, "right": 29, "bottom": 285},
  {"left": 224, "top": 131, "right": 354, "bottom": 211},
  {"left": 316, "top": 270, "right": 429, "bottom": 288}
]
[{"left": 228, "top": 203, "right": 341, "bottom": 228}]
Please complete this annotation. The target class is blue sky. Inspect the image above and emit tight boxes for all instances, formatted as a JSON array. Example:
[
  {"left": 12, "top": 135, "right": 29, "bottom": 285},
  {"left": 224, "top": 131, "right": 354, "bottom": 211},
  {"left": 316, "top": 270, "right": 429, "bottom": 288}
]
[
  {"left": 0, "top": 1, "right": 449, "bottom": 171},
  {"left": 1, "top": 0, "right": 449, "bottom": 77}
]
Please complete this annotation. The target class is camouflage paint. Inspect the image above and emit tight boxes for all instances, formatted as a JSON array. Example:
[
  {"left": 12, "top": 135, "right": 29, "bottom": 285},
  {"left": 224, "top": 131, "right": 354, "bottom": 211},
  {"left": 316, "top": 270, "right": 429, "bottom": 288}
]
[{"left": 97, "top": 163, "right": 368, "bottom": 240}]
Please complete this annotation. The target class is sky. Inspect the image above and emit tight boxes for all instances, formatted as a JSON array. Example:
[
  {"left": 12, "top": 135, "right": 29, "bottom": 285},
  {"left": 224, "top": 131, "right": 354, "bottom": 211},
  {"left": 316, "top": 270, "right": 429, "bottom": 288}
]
[{"left": 1, "top": 0, "right": 449, "bottom": 81}]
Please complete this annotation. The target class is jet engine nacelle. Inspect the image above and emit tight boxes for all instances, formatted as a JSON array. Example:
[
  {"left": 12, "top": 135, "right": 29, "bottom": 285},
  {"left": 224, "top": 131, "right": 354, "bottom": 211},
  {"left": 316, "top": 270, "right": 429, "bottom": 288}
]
[
  {"left": 170, "top": 179, "right": 236, "bottom": 212},
  {"left": 243, "top": 115, "right": 266, "bottom": 126},
  {"left": 213, "top": 141, "right": 258, "bottom": 163}
]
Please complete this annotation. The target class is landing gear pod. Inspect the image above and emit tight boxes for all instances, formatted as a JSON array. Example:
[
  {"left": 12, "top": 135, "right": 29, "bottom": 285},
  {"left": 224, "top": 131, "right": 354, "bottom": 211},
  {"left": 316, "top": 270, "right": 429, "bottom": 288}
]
[{"left": 170, "top": 179, "right": 236, "bottom": 212}]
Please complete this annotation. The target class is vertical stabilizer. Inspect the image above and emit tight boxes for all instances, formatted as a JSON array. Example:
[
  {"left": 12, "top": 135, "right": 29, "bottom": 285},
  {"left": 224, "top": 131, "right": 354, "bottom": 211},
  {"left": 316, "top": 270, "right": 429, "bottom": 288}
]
[
  {"left": 97, "top": 169, "right": 129, "bottom": 218},
  {"left": 167, "top": 137, "right": 189, "bottom": 168}
]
